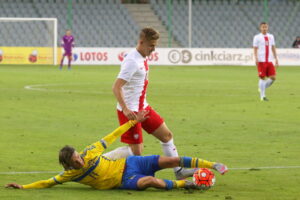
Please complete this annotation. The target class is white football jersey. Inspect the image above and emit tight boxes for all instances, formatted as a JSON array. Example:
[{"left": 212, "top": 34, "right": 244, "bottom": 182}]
[
  {"left": 253, "top": 33, "right": 276, "bottom": 62},
  {"left": 116, "top": 49, "right": 149, "bottom": 112}
]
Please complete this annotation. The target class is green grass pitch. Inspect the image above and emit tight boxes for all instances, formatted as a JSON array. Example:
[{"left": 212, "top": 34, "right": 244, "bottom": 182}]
[{"left": 0, "top": 65, "right": 299, "bottom": 200}]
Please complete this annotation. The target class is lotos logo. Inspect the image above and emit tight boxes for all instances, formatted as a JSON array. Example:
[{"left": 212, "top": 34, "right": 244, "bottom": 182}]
[
  {"left": 80, "top": 52, "right": 108, "bottom": 61},
  {"left": 118, "top": 51, "right": 127, "bottom": 62},
  {"left": 73, "top": 53, "right": 78, "bottom": 61}
]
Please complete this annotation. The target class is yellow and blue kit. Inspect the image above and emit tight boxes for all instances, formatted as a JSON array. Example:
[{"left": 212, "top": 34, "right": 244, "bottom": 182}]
[
  {"left": 22, "top": 120, "right": 214, "bottom": 190},
  {"left": 120, "top": 155, "right": 161, "bottom": 190},
  {"left": 22, "top": 120, "right": 138, "bottom": 190},
  {"left": 21, "top": 119, "right": 216, "bottom": 190}
]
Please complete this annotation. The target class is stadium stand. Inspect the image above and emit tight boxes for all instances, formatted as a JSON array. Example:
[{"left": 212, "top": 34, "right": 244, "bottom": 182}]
[
  {"left": 0, "top": 0, "right": 139, "bottom": 47},
  {"left": 0, "top": 0, "right": 299, "bottom": 48},
  {"left": 150, "top": 0, "right": 300, "bottom": 48}
]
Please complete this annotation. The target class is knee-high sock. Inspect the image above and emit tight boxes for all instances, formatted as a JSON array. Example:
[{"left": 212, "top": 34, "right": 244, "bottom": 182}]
[
  {"left": 68, "top": 58, "right": 71, "bottom": 68},
  {"left": 60, "top": 56, "right": 65, "bottom": 67},
  {"left": 179, "top": 156, "right": 215, "bottom": 169},
  {"left": 259, "top": 79, "right": 266, "bottom": 98},
  {"left": 102, "top": 146, "right": 133, "bottom": 160},
  {"left": 163, "top": 179, "right": 186, "bottom": 190},
  {"left": 161, "top": 139, "right": 181, "bottom": 172},
  {"left": 265, "top": 78, "right": 274, "bottom": 88}
]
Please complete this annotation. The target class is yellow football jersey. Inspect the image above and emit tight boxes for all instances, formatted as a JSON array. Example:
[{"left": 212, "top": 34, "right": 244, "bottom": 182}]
[{"left": 22, "top": 120, "right": 137, "bottom": 190}]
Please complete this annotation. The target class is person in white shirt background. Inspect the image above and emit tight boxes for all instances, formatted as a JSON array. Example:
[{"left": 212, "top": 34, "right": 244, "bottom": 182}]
[{"left": 253, "top": 22, "right": 279, "bottom": 101}]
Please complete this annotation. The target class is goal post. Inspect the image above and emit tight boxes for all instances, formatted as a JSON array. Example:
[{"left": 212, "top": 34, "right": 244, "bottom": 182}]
[{"left": 0, "top": 18, "right": 58, "bottom": 65}]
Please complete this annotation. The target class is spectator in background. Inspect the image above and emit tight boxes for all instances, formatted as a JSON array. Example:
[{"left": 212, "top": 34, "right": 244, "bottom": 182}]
[{"left": 292, "top": 36, "right": 300, "bottom": 48}]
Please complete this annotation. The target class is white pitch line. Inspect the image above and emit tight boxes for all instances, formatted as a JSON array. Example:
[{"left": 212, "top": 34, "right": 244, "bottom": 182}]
[
  {"left": 1, "top": 166, "right": 300, "bottom": 175},
  {"left": 229, "top": 166, "right": 300, "bottom": 170},
  {"left": 24, "top": 83, "right": 256, "bottom": 97},
  {"left": 0, "top": 171, "right": 59, "bottom": 175},
  {"left": 24, "top": 83, "right": 106, "bottom": 95}
]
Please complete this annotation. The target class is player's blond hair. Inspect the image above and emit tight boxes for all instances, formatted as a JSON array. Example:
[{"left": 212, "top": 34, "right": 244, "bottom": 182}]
[
  {"left": 59, "top": 145, "right": 75, "bottom": 170},
  {"left": 139, "top": 27, "right": 160, "bottom": 41}
]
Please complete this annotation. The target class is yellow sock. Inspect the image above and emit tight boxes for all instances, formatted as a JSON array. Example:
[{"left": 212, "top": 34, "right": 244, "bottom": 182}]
[
  {"left": 172, "top": 180, "right": 186, "bottom": 188},
  {"left": 180, "top": 157, "right": 216, "bottom": 169},
  {"left": 191, "top": 158, "right": 215, "bottom": 169}
]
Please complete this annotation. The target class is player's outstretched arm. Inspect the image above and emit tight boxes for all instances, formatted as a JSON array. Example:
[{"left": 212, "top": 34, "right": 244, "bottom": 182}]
[
  {"left": 6, "top": 178, "right": 57, "bottom": 189},
  {"left": 101, "top": 110, "right": 149, "bottom": 148},
  {"left": 83, "top": 110, "right": 148, "bottom": 155},
  {"left": 253, "top": 47, "right": 258, "bottom": 66},
  {"left": 272, "top": 45, "right": 279, "bottom": 67},
  {"left": 5, "top": 183, "right": 23, "bottom": 189},
  {"left": 112, "top": 78, "right": 137, "bottom": 120},
  {"left": 253, "top": 35, "right": 259, "bottom": 66}
]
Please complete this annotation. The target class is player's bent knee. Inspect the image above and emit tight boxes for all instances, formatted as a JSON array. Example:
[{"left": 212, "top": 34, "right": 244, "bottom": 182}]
[
  {"left": 159, "top": 156, "right": 180, "bottom": 168},
  {"left": 165, "top": 157, "right": 180, "bottom": 167},
  {"left": 137, "top": 176, "right": 156, "bottom": 189},
  {"left": 161, "top": 131, "right": 173, "bottom": 143},
  {"left": 170, "top": 157, "right": 180, "bottom": 164}
]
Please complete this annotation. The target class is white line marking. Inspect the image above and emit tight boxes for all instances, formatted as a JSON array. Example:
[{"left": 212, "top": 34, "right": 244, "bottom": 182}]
[
  {"left": 1, "top": 166, "right": 300, "bottom": 175},
  {"left": 0, "top": 171, "right": 59, "bottom": 175},
  {"left": 24, "top": 83, "right": 257, "bottom": 97},
  {"left": 229, "top": 166, "right": 300, "bottom": 170},
  {"left": 24, "top": 83, "right": 106, "bottom": 95}
]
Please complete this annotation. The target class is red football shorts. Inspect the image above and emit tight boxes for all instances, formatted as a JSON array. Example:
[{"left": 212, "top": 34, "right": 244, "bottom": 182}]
[
  {"left": 117, "top": 106, "right": 164, "bottom": 144},
  {"left": 257, "top": 62, "right": 276, "bottom": 78}
]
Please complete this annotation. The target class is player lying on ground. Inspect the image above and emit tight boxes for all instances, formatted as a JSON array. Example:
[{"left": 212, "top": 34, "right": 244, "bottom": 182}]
[{"left": 6, "top": 111, "right": 228, "bottom": 191}]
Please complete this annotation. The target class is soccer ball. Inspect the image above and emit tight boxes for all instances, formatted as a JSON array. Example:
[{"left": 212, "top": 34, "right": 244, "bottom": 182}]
[{"left": 193, "top": 168, "right": 216, "bottom": 189}]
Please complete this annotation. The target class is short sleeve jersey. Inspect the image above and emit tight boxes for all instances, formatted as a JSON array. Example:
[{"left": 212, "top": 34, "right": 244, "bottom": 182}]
[
  {"left": 253, "top": 33, "right": 275, "bottom": 62},
  {"left": 117, "top": 49, "right": 149, "bottom": 112}
]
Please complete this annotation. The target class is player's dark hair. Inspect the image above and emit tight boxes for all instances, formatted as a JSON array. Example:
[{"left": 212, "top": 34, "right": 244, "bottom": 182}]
[
  {"left": 260, "top": 22, "right": 268, "bottom": 26},
  {"left": 59, "top": 145, "right": 75, "bottom": 170},
  {"left": 139, "top": 27, "right": 160, "bottom": 41}
]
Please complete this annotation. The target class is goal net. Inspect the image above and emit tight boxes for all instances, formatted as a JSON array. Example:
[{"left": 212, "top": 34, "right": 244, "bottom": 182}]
[{"left": 0, "top": 18, "right": 57, "bottom": 65}]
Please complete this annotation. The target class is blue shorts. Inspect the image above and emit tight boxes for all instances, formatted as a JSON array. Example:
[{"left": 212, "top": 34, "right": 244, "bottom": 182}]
[{"left": 120, "top": 155, "right": 161, "bottom": 190}]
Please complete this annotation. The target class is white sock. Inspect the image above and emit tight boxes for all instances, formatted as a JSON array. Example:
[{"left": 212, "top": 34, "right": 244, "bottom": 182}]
[
  {"left": 102, "top": 146, "right": 133, "bottom": 160},
  {"left": 160, "top": 139, "right": 181, "bottom": 173},
  {"left": 259, "top": 79, "right": 266, "bottom": 99},
  {"left": 265, "top": 78, "right": 274, "bottom": 88}
]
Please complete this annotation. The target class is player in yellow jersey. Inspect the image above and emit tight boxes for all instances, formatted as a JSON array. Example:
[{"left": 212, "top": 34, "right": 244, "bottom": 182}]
[{"left": 6, "top": 110, "right": 228, "bottom": 191}]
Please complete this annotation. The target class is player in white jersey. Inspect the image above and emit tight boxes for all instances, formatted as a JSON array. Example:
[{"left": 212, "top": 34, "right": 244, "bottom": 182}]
[
  {"left": 253, "top": 22, "right": 279, "bottom": 101},
  {"left": 104, "top": 28, "right": 194, "bottom": 180}
]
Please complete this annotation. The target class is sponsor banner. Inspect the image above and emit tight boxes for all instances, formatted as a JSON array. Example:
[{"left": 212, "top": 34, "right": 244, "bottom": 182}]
[
  {"left": 1, "top": 47, "right": 298, "bottom": 66},
  {"left": 66, "top": 48, "right": 300, "bottom": 66},
  {"left": 0, "top": 47, "right": 60, "bottom": 64},
  {"left": 61, "top": 48, "right": 111, "bottom": 65},
  {"left": 276, "top": 49, "right": 300, "bottom": 65},
  {"left": 163, "top": 48, "right": 254, "bottom": 65}
]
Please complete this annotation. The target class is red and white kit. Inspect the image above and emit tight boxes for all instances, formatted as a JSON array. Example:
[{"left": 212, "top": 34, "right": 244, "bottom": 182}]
[
  {"left": 117, "top": 49, "right": 164, "bottom": 144},
  {"left": 253, "top": 33, "right": 276, "bottom": 78}
]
